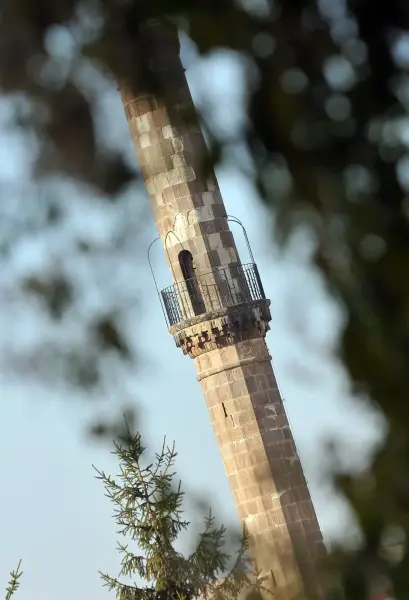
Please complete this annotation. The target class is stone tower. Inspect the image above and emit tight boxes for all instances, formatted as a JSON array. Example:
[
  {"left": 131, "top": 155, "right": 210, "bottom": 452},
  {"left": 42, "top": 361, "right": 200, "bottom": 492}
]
[{"left": 119, "top": 19, "right": 327, "bottom": 600}]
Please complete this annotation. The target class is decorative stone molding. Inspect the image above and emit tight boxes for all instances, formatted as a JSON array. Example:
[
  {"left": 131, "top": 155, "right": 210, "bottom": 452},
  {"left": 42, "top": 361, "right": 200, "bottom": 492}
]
[
  {"left": 196, "top": 354, "right": 272, "bottom": 382},
  {"left": 169, "top": 300, "right": 272, "bottom": 358}
]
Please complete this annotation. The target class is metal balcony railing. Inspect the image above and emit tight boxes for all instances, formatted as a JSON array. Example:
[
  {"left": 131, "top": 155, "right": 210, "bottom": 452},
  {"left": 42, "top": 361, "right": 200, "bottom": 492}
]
[{"left": 161, "top": 262, "right": 266, "bottom": 327}]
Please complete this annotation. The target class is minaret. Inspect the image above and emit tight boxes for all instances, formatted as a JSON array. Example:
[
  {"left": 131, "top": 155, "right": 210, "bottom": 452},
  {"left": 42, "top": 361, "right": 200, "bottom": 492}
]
[{"left": 119, "top": 19, "right": 327, "bottom": 599}]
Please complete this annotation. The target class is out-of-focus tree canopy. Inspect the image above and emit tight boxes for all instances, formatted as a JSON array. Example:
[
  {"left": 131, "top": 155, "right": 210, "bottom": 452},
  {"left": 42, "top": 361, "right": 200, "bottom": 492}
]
[{"left": 1, "top": 0, "right": 409, "bottom": 597}]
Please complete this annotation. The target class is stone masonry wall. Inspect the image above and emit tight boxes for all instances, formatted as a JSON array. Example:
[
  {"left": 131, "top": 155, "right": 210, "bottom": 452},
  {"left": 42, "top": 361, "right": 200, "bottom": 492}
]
[
  {"left": 195, "top": 338, "right": 326, "bottom": 599},
  {"left": 118, "top": 22, "right": 240, "bottom": 283}
]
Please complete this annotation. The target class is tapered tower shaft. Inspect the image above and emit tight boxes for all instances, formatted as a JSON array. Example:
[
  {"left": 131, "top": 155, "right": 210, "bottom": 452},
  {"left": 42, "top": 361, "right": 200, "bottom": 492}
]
[{"left": 119, "top": 19, "right": 326, "bottom": 599}]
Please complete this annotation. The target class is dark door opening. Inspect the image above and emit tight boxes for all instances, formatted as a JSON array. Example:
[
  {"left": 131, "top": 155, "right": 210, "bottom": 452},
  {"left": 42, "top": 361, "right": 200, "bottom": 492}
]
[{"left": 178, "top": 250, "right": 206, "bottom": 317}]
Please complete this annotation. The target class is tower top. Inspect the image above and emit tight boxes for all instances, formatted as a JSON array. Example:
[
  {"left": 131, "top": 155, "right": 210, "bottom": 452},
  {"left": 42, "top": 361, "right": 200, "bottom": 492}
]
[{"left": 119, "top": 19, "right": 272, "bottom": 358}]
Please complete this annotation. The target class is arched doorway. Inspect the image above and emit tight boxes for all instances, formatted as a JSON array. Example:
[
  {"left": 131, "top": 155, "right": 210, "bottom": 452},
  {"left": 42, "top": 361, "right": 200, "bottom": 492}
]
[{"left": 178, "top": 250, "right": 205, "bottom": 317}]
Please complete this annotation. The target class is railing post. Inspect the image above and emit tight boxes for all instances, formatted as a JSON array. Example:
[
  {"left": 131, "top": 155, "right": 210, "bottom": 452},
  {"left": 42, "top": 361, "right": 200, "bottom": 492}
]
[{"left": 253, "top": 263, "right": 266, "bottom": 299}]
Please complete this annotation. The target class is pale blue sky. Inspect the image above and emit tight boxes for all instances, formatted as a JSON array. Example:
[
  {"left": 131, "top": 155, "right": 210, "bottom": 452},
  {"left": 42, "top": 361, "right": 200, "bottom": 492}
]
[{"left": 0, "top": 37, "right": 384, "bottom": 600}]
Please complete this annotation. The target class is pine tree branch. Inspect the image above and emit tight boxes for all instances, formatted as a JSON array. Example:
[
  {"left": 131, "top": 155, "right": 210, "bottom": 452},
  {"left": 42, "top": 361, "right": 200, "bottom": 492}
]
[
  {"left": 152, "top": 437, "right": 167, "bottom": 480},
  {"left": 213, "top": 528, "right": 252, "bottom": 598},
  {"left": 4, "top": 561, "right": 22, "bottom": 600},
  {"left": 96, "top": 423, "right": 252, "bottom": 600}
]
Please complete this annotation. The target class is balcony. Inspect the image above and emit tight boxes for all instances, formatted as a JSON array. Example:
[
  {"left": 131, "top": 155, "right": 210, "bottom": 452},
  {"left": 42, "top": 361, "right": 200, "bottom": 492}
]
[{"left": 161, "top": 263, "right": 266, "bottom": 327}]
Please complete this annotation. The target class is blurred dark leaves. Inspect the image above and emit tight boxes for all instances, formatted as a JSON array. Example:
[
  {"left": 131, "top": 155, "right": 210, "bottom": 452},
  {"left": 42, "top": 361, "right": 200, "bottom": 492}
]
[
  {"left": 23, "top": 274, "right": 72, "bottom": 319},
  {"left": 1, "top": 0, "right": 409, "bottom": 597},
  {"left": 94, "top": 314, "right": 130, "bottom": 358},
  {"left": 89, "top": 406, "right": 137, "bottom": 443}
]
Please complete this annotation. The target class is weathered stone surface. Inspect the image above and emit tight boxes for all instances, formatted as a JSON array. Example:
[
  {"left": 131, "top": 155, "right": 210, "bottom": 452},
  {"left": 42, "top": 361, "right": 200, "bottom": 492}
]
[
  {"left": 169, "top": 300, "right": 272, "bottom": 357},
  {"left": 118, "top": 38, "right": 238, "bottom": 281},
  {"left": 196, "top": 338, "right": 327, "bottom": 599},
  {"left": 119, "top": 19, "right": 327, "bottom": 600}
]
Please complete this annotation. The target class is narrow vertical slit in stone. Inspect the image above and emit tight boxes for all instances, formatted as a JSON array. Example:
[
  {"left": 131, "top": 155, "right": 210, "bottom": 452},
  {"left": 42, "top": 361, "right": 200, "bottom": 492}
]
[{"left": 222, "top": 402, "right": 228, "bottom": 418}]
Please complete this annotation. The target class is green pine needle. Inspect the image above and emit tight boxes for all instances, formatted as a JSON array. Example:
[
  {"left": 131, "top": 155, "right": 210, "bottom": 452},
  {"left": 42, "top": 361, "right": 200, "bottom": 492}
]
[{"left": 5, "top": 561, "right": 23, "bottom": 600}]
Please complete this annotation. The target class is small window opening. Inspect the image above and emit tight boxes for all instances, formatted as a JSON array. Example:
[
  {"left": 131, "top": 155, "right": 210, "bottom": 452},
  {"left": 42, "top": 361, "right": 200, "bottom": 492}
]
[{"left": 178, "top": 250, "right": 205, "bottom": 316}]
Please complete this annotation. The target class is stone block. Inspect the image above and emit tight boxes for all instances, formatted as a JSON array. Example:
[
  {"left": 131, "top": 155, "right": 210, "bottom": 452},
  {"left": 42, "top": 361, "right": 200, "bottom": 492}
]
[
  {"left": 169, "top": 166, "right": 196, "bottom": 185},
  {"left": 215, "top": 433, "right": 225, "bottom": 447},
  {"left": 172, "top": 153, "right": 187, "bottom": 168},
  {"left": 222, "top": 399, "right": 236, "bottom": 415},
  {"left": 213, "top": 403, "right": 226, "bottom": 421},
  {"left": 263, "top": 428, "right": 285, "bottom": 445},
  {"left": 224, "top": 457, "right": 237, "bottom": 476},
  {"left": 151, "top": 107, "right": 169, "bottom": 127},
  {"left": 171, "top": 138, "right": 184, "bottom": 153},
  {"left": 254, "top": 513, "right": 269, "bottom": 533},
  {"left": 237, "top": 468, "right": 258, "bottom": 488},
  {"left": 236, "top": 503, "right": 247, "bottom": 520},
  {"left": 236, "top": 409, "right": 254, "bottom": 426},
  {"left": 240, "top": 363, "right": 257, "bottom": 378},
  {"left": 219, "top": 346, "right": 238, "bottom": 365},
  {"left": 209, "top": 249, "right": 221, "bottom": 267},
  {"left": 244, "top": 515, "right": 260, "bottom": 536},
  {"left": 175, "top": 195, "right": 193, "bottom": 212},
  {"left": 244, "top": 436, "right": 264, "bottom": 453},
  {"left": 235, "top": 453, "right": 252, "bottom": 470},
  {"left": 139, "top": 131, "right": 152, "bottom": 148},
  {"left": 210, "top": 420, "right": 224, "bottom": 435},
  {"left": 219, "top": 443, "right": 234, "bottom": 459},
  {"left": 229, "top": 379, "right": 249, "bottom": 398},
  {"left": 280, "top": 490, "right": 295, "bottom": 506},
  {"left": 254, "top": 374, "right": 269, "bottom": 391},
  {"left": 264, "top": 388, "right": 281, "bottom": 403},
  {"left": 244, "top": 498, "right": 259, "bottom": 515},
  {"left": 243, "top": 376, "right": 257, "bottom": 394},
  {"left": 162, "top": 125, "right": 178, "bottom": 139},
  {"left": 266, "top": 373, "right": 278, "bottom": 389},
  {"left": 281, "top": 440, "right": 296, "bottom": 458},
  {"left": 193, "top": 253, "right": 212, "bottom": 271},
  {"left": 202, "top": 191, "right": 214, "bottom": 204},
  {"left": 311, "top": 542, "right": 327, "bottom": 561},
  {"left": 253, "top": 461, "right": 273, "bottom": 482},
  {"left": 303, "top": 518, "right": 321, "bottom": 534},
  {"left": 266, "top": 443, "right": 283, "bottom": 459},
  {"left": 299, "top": 501, "right": 316, "bottom": 520},
  {"left": 215, "top": 384, "right": 232, "bottom": 402},
  {"left": 212, "top": 371, "right": 229, "bottom": 388},
  {"left": 242, "top": 420, "right": 260, "bottom": 436},
  {"left": 249, "top": 447, "right": 267, "bottom": 466},
  {"left": 204, "top": 388, "right": 218, "bottom": 408},
  {"left": 267, "top": 509, "right": 286, "bottom": 527},
  {"left": 220, "top": 230, "right": 234, "bottom": 248},
  {"left": 250, "top": 391, "right": 268, "bottom": 407},
  {"left": 293, "top": 484, "right": 311, "bottom": 502},
  {"left": 217, "top": 247, "right": 233, "bottom": 265},
  {"left": 283, "top": 503, "right": 301, "bottom": 524},
  {"left": 135, "top": 97, "right": 155, "bottom": 116},
  {"left": 233, "top": 396, "right": 250, "bottom": 412},
  {"left": 228, "top": 247, "right": 238, "bottom": 262},
  {"left": 229, "top": 474, "right": 239, "bottom": 491}
]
